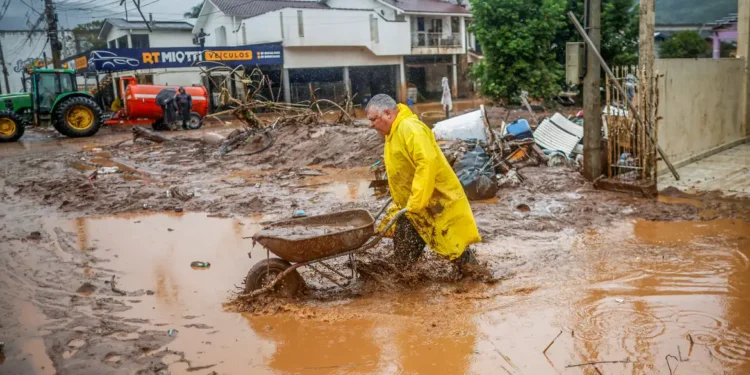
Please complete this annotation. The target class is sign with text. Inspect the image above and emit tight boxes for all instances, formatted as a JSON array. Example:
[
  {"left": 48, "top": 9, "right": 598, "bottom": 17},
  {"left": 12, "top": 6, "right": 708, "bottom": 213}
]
[{"left": 63, "top": 43, "right": 283, "bottom": 73}]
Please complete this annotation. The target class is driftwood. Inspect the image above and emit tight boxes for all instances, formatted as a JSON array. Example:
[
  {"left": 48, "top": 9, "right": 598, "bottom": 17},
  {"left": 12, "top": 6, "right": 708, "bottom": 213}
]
[{"left": 132, "top": 126, "right": 172, "bottom": 143}]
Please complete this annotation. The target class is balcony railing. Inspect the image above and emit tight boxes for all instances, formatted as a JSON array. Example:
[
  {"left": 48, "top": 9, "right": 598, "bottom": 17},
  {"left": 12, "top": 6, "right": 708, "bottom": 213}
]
[{"left": 411, "top": 32, "right": 462, "bottom": 48}]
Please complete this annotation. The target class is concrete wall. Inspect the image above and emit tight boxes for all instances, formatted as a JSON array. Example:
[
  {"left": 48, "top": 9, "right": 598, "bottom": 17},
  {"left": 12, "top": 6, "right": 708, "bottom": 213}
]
[
  {"left": 105, "top": 30, "right": 194, "bottom": 48},
  {"left": 284, "top": 47, "right": 401, "bottom": 69},
  {"left": 656, "top": 58, "right": 748, "bottom": 169}
]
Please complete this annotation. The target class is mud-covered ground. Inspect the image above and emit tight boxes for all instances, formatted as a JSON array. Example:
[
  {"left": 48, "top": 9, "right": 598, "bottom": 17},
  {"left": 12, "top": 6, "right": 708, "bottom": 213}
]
[{"left": 1, "top": 122, "right": 749, "bottom": 375}]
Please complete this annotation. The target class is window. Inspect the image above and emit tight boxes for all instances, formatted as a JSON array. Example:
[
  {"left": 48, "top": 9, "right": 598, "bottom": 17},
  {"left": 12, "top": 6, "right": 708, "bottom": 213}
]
[
  {"left": 137, "top": 74, "right": 154, "bottom": 84},
  {"left": 451, "top": 17, "right": 459, "bottom": 33},
  {"left": 59, "top": 73, "right": 75, "bottom": 93},
  {"left": 417, "top": 17, "right": 425, "bottom": 32},
  {"left": 430, "top": 19, "right": 442, "bottom": 33},
  {"left": 370, "top": 14, "right": 379, "bottom": 43},
  {"left": 297, "top": 10, "right": 304, "bottom": 37},
  {"left": 108, "top": 40, "right": 116, "bottom": 48},
  {"left": 131, "top": 34, "right": 150, "bottom": 48},
  {"left": 116, "top": 35, "right": 129, "bottom": 48},
  {"left": 216, "top": 26, "right": 227, "bottom": 45},
  {"left": 35, "top": 73, "right": 57, "bottom": 112}
]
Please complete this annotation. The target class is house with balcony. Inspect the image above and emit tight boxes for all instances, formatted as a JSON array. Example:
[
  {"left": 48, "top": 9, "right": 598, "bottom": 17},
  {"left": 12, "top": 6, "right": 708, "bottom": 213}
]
[{"left": 193, "top": 0, "right": 473, "bottom": 103}]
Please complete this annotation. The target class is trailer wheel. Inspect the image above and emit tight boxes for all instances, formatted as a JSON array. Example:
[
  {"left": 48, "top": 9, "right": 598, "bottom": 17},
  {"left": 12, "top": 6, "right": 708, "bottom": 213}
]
[
  {"left": 54, "top": 96, "right": 102, "bottom": 138},
  {"left": 187, "top": 112, "right": 203, "bottom": 130},
  {"left": 0, "top": 111, "right": 24, "bottom": 143},
  {"left": 244, "top": 258, "right": 304, "bottom": 297}
]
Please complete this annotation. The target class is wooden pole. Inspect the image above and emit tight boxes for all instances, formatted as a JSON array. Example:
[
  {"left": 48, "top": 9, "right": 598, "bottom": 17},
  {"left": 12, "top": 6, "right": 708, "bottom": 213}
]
[
  {"left": 568, "top": 11, "right": 680, "bottom": 180},
  {"left": 582, "top": 0, "right": 603, "bottom": 181},
  {"left": 639, "top": 0, "right": 655, "bottom": 179}
]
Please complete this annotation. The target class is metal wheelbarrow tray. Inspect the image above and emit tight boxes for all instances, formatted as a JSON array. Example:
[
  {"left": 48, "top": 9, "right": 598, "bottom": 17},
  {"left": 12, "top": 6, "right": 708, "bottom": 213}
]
[{"left": 252, "top": 209, "right": 375, "bottom": 263}]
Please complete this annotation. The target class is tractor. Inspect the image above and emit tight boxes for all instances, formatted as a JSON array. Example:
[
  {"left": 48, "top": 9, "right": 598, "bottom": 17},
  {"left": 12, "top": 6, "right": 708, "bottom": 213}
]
[{"left": 0, "top": 68, "right": 103, "bottom": 143}]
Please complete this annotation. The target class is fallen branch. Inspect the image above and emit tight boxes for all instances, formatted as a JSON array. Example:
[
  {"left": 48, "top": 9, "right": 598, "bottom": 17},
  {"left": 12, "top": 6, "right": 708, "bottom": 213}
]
[
  {"left": 132, "top": 126, "right": 172, "bottom": 143},
  {"left": 566, "top": 359, "right": 631, "bottom": 368},
  {"left": 110, "top": 275, "right": 127, "bottom": 296},
  {"left": 542, "top": 330, "right": 563, "bottom": 355},
  {"left": 226, "top": 132, "right": 275, "bottom": 157}
]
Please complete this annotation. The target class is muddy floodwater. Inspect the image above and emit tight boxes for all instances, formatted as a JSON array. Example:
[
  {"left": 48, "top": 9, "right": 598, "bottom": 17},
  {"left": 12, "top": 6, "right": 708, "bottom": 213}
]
[
  {"left": 2, "top": 210, "right": 748, "bottom": 374},
  {"left": 1, "top": 127, "right": 750, "bottom": 374}
]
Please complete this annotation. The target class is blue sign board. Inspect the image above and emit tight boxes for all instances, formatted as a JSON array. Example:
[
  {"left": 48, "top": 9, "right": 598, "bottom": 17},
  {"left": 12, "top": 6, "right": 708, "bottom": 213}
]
[{"left": 65, "top": 43, "right": 283, "bottom": 73}]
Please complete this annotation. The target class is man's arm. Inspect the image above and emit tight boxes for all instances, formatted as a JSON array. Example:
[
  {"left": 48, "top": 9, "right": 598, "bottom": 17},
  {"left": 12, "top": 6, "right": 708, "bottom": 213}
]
[{"left": 405, "top": 125, "right": 438, "bottom": 212}]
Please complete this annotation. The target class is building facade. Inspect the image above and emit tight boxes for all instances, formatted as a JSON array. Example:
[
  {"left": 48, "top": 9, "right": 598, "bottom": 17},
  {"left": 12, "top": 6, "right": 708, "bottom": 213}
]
[{"left": 193, "top": 0, "right": 475, "bottom": 103}]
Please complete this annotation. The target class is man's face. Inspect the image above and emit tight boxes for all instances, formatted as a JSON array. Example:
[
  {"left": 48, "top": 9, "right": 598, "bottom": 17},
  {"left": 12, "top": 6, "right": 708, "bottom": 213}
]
[{"left": 367, "top": 106, "right": 396, "bottom": 137}]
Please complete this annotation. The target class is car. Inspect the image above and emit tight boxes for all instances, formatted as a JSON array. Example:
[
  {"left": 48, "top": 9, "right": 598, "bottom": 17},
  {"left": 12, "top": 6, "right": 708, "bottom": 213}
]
[{"left": 88, "top": 51, "right": 140, "bottom": 70}]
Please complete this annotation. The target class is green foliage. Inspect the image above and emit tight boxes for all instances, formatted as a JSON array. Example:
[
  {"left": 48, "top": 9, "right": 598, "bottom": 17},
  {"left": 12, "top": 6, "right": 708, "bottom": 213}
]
[
  {"left": 555, "top": 0, "right": 638, "bottom": 69},
  {"left": 72, "top": 21, "right": 106, "bottom": 50},
  {"left": 658, "top": 31, "right": 710, "bottom": 58},
  {"left": 184, "top": 1, "right": 204, "bottom": 18},
  {"left": 469, "top": 0, "right": 567, "bottom": 102}
]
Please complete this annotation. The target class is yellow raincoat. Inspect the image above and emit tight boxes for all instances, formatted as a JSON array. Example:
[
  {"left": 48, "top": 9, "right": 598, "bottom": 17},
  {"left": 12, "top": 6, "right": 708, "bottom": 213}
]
[{"left": 380, "top": 104, "right": 481, "bottom": 260}]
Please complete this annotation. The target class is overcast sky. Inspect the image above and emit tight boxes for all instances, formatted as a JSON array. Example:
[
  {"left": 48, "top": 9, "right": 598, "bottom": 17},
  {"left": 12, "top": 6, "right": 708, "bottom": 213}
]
[{"left": 0, "top": 0, "right": 202, "bottom": 30}]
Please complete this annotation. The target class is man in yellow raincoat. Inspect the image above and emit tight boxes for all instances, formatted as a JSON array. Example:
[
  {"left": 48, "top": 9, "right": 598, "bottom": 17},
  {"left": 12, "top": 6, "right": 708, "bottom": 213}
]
[{"left": 366, "top": 94, "right": 484, "bottom": 277}]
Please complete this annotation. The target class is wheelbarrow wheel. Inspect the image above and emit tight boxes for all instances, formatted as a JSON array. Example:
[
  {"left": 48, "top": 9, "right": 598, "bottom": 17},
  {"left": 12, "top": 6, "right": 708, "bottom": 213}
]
[{"left": 244, "top": 258, "right": 304, "bottom": 297}]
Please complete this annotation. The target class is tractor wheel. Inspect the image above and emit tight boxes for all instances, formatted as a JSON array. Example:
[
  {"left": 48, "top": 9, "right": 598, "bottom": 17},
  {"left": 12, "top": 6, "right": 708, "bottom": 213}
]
[
  {"left": 0, "top": 111, "right": 25, "bottom": 143},
  {"left": 244, "top": 258, "right": 304, "bottom": 297},
  {"left": 187, "top": 112, "right": 203, "bottom": 130},
  {"left": 53, "top": 96, "right": 102, "bottom": 138}
]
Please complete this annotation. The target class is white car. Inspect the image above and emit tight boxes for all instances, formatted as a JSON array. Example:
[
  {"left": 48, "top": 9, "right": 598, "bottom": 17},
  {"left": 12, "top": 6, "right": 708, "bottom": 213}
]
[{"left": 88, "top": 51, "right": 140, "bottom": 70}]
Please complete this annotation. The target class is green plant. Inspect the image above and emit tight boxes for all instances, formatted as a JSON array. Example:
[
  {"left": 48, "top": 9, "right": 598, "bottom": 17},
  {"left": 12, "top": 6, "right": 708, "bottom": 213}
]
[
  {"left": 184, "top": 1, "right": 204, "bottom": 18},
  {"left": 658, "top": 31, "right": 710, "bottom": 58},
  {"left": 469, "top": 0, "right": 567, "bottom": 102}
]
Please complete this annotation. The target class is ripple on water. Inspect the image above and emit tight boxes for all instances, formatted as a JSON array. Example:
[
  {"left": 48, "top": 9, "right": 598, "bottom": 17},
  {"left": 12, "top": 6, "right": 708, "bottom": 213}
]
[{"left": 570, "top": 301, "right": 666, "bottom": 342}]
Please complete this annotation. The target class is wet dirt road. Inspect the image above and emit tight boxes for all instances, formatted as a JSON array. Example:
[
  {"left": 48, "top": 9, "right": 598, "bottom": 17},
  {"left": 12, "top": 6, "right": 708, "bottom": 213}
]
[{"left": 2, "top": 128, "right": 750, "bottom": 374}]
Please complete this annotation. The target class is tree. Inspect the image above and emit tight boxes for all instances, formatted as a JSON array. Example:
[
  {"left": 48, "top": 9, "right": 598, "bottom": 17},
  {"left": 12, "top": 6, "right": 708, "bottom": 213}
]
[
  {"left": 555, "top": 0, "right": 639, "bottom": 68},
  {"left": 184, "top": 1, "right": 204, "bottom": 18},
  {"left": 659, "top": 31, "right": 710, "bottom": 58},
  {"left": 72, "top": 21, "right": 107, "bottom": 53},
  {"left": 469, "top": 0, "right": 567, "bottom": 102}
]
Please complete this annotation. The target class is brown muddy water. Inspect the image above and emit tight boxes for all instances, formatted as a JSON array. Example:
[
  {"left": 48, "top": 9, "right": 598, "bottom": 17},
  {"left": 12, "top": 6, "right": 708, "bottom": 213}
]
[{"left": 3, "top": 209, "right": 749, "bottom": 374}]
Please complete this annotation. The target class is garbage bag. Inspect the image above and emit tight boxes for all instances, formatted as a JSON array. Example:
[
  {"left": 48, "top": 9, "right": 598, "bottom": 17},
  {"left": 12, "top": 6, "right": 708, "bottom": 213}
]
[{"left": 452, "top": 145, "right": 499, "bottom": 201}]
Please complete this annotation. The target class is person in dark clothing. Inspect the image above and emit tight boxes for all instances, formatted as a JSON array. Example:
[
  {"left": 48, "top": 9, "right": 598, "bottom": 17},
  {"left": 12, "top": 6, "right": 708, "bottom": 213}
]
[
  {"left": 197, "top": 28, "right": 210, "bottom": 48},
  {"left": 161, "top": 95, "right": 177, "bottom": 130},
  {"left": 175, "top": 87, "right": 193, "bottom": 129}
]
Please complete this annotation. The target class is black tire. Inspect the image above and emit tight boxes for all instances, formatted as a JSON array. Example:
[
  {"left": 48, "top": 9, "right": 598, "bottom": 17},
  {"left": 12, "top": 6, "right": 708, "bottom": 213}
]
[
  {"left": 244, "top": 258, "right": 304, "bottom": 297},
  {"left": 187, "top": 112, "right": 203, "bottom": 130},
  {"left": 53, "top": 96, "right": 102, "bottom": 138},
  {"left": 0, "top": 110, "right": 25, "bottom": 143}
]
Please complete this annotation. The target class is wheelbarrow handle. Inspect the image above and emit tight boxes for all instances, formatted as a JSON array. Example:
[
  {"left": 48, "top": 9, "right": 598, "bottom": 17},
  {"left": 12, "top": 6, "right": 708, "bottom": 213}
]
[{"left": 378, "top": 208, "right": 408, "bottom": 236}]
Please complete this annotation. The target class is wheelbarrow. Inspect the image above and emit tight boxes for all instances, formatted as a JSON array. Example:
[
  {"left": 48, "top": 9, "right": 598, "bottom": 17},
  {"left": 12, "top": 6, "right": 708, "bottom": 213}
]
[{"left": 244, "top": 199, "right": 405, "bottom": 298}]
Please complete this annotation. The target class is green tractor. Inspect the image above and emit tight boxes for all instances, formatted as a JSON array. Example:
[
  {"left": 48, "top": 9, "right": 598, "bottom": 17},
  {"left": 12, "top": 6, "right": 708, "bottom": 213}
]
[{"left": 0, "top": 68, "right": 103, "bottom": 143}]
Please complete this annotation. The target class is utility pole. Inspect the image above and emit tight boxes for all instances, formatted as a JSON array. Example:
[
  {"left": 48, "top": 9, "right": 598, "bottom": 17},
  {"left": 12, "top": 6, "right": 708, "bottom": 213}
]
[
  {"left": 0, "top": 39, "right": 9, "bottom": 94},
  {"left": 639, "top": 0, "right": 655, "bottom": 177},
  {"left": 582, "top": 0, "right": 602, "bottom": 181},
  {"left": 44, "top": 0, "right": 62, "bottom": 68}
]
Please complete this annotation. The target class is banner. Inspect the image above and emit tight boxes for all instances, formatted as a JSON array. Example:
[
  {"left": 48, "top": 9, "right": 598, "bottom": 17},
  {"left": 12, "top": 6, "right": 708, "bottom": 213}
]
[{"left": 64, "top": 43, "right": 283, "bottom": 73}]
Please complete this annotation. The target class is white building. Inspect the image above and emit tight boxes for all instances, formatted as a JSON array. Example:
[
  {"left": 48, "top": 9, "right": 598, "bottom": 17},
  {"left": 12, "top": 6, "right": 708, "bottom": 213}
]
[
  {"left": 97, "top": 18, "right": 201, "bottom": 87},
  {"left": 193, "top": 0, "right": 475, "bottom": 103}
]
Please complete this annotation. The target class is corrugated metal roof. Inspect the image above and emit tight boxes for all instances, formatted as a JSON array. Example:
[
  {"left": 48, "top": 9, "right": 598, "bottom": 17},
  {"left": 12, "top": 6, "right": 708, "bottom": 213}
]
[
  {"left": 209, "top": 0, "right": 329, "bottom": 17},
  {"left": 105, "top": 18, "right": 194, "bottom": 30},
  {"left": 379, "top": 0, "right": 470, "bottom": 14}
]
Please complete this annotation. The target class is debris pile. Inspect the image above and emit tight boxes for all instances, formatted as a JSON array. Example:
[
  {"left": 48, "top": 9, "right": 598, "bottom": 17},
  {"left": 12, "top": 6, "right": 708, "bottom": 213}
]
[{"left": 431, "top": 105, "right": 585, "bottom": 200}]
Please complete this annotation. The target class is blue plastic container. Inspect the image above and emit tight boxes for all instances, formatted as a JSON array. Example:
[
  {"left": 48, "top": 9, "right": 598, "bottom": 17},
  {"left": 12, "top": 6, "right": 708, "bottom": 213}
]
[{"left": 505, "top": 119, "right": 533, "bottom": 140}]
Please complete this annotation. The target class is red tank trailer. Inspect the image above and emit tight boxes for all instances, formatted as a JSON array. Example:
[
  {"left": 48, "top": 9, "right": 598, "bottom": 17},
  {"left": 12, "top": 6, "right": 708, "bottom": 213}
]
[{"left": 105, "top": 76, "right": 209, "bottom": 130}]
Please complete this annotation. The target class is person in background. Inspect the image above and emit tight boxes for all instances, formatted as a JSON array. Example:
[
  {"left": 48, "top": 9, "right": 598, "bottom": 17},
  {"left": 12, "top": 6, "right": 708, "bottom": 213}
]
[{"left": 175, "top": 87, "right": 193, "bottom": 130}]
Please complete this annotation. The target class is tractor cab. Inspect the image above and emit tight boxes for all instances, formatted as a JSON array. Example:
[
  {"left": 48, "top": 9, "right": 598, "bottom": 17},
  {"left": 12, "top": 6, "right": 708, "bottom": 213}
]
[{"left": 0, "top": 68, "right": 104, "bottom": 142}]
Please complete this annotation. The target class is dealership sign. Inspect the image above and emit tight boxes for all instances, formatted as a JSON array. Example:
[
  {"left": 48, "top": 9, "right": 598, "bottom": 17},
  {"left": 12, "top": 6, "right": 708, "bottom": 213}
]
[{"left": 64, "top": 43, "right": 283, "bottom": 72}]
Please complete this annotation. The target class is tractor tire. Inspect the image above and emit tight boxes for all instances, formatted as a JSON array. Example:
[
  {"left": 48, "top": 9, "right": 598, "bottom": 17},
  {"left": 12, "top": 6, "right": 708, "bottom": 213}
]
[
  {"left": 53, "top": 96, "right": 102, "bottom": 138},
  {"left": 244, "top": 258, "right": 304, "bottom": 297},
  {"left": 0, "top": 110, "right": 25, "bottom": 143}
]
